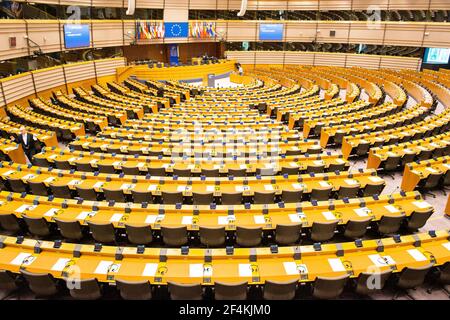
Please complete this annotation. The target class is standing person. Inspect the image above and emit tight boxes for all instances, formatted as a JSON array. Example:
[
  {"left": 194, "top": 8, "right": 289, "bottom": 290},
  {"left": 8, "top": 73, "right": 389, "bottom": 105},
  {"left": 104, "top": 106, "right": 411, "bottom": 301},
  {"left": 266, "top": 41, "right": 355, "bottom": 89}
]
[{"left": 10, "top": 126, "right": 38, "bottom": 163}]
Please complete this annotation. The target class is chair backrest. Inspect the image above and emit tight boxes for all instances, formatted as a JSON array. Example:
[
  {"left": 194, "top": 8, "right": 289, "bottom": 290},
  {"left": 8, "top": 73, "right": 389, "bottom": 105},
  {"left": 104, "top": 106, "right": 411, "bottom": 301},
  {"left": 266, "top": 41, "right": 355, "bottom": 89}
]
[
  {"left": 193, "top": 192, "right": 214, "bottom": 205},
  {"left": 87, "top": 222, "right": 116, "bottom": 243},
  {"left": 7, "top": 177, "right": 27, "bottom": 193},
  {"left": 221, "top": 192, "right": 243, "bottom": 205},
  {"left": 29, "top": 181, "right": 48, "bottom": 196},
  {"left": 306, "top": 164, "right": 325, "bottom": 174},
  {"left": 384, "top": 155, "right": 401, "bottom": 171},
  {"left": 337, "top": 185, "right": 359, "bottom": 199},
  {"left": 173, "top": 168, "right": 191, "bottom": 177},
  {"left": 438, "top": 261, "right": 450, "bottom": 284},
  {"left": 131, "top": 190, "right": 153, "bottom": 204},
  {"left": 253, "top": 191, "right": 276, "bottom": 204},
  {"left": 356, "top": 142, "right": 371, "bottom": 156},
  {"left": 199, "top": 226, "right": 226, "bottom": 247},
  {"left": 125, "top": 223, "right": 153, "bottom": 245},
  {"left": 310, "top": 187, "right": 332, "bottom": 201},
  {"left": 20, "top": 270, "right": 58, "bottom": 297},
  {"left": 312, "top": 274, "right": 349, "bottom": 299},
  {"left": 103, "top": 188, "right": 126, "bottom": 202},
  {"left": 397, "top": 263, "right": 434, "bottom": 289},
  {"left": 236, "top": 226, "right": 262, "bottom": 247},
  {"left": 0, "top": 213, "right": 22, "bottom": 232},
  {"left": 68, "top": 278, "right": 102, "bottom": 300},
  {"left": 23, "top": 215, "right": 51, "bottom": 237},
  {"left": 263, "top": 279, "right": 298, "bottom": 300},
  {"left": 168, "top": 282, "right": 203, "bottom": 300},
  {"left": 0, "top": 270, "right": 18, "bottom": 294},
  {"left": 422, "top": 172, "right": 443, "bottom": 189},
  {"left": 343, "top": 218, "right": 373, "bottom": 239},
  {"left": 116, "top": 279, "right": 152, "bottom": 300},
  {"left": 281, "top": 190, "right": 303, "bottom": 203},
  {"left": 378, "top": 214, "right": 404, "bottom": 235},
  {"left": 328, "top": 163, "right": 346, "bottom": 172},
  {"left": 98, "top": 164, "right": 115, "bottom": 174},
  {"left": 275, "top": 223, "right": 302, "bottom": 245},
  {"left": 228, "top": 168, "right": 246, "bottom": 177},
  {"left": 148, "top": 167, "right": 166, "bottom": 176},
  {"left": 161, "top": 225, "right": 188, "bottom": 246},
  {"left": 50, "top": 184, "right": 72, "bottom": 198},
  {"left": 281, "top": 166, "right": 299, "bottom": 175},
  {"left": 362, "top": 182, "right": 385, "bottom": 197},
  {"left": 355, "top": 270, "right": 392, "bottom": 296},
  {"left": 76, "top": 163, "right": 94, "bottom": 172},
  {"left": 201, "top": 169, "right": 220, "bottom": 177},
  {"left": 75, "top": 185, "right": 98, "bottom": 201},
  {"left": 161, "top": 191, "right": 183, "bottom": 204},
  {"left": 54, "top": 159, "right": 72, "bottom": 170},
  {"left": 214, "top": 281, "right": 248, "bottom": 300},
  {"left": 407, "top": 209, "right": 433, "bottom": 231},
  {"left": 122, "top": 166, "right": 140, "bottom": 176},
  {"left": 310, "top": 221, "right": 338, "bottom": 242},
  {"left": 54, "top": 218, "right": 83, "bottom": 241}
]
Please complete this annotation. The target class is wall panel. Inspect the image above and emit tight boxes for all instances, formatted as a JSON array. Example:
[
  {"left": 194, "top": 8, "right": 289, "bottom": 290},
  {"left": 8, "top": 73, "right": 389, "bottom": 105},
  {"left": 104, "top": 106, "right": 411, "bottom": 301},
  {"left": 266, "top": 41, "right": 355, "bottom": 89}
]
[
  {"left": 32, "top": 67, "right": 65, "bottom": 93},
  {"left": 1, "top": 73, "right": 35, "bottom": 104}
]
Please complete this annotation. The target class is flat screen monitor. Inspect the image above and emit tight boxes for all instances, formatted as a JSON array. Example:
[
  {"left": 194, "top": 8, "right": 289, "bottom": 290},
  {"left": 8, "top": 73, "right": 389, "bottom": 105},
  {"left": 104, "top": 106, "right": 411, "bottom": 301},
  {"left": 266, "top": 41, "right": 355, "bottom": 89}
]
[
  {"left": 64, "top": 24, "right": 91, "bottom": 49},
  {"left": 423, "top": 48, "right": 450, "bottom": 64},
  {"left": 259, "top": 24, "right": 283, "bottom": 41}
]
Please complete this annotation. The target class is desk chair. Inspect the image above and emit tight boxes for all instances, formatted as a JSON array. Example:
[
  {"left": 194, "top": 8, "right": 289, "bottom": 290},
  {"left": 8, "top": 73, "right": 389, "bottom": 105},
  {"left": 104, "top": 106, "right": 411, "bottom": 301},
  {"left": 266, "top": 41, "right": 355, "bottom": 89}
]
[
  {"left": 122, "top": 165, "right": 140, "bottom": 176},
  {"left": 161, "top": 191, "right": 183, "bottom": 204},
  {"left": 337, "top": 185, "right": 359, "bottom": 199},
  {"left": 0, "top": 270, "right": 19, "bottom": 298},
  {"left": 131, "top": 190, "right": 153, "bottom": 204},
  {"left": 87, "top": 222, "right": 116, "bottom": 244},
  {"left": 400, "top": 153, "right": 416, "bottom": 167},
  {"left": 417, "top": 172, "right": 443, "bottom": 198},
  {"left": 148, "top": 167, "right": 166, "bottom": 176},
  {"left": 7, "top": 177, "right": 27, "bottom": 193},
  {"left": 124, "top": 224, "right": 153, "bottom": 245},
  {"left": 312, "top": 275, "right": 349, "bottom": 299},
  {"left": 173, "top": 168, "right": 191, "bottom": 177},
  {"left": 376, "top": 214, "right": 404, "bottom": 236},
  {"left": 161, "top": 226, "right": 188, "bottom": 246},
  {"left": 353, "top": 270, "right": 392, "bottom": 296},
  {"left": 201, "top": 168, "right": 220, "bottom": 177},
  {"left": 214, "top": 281, "right": 248, "bottom": 300},
  {"left": 281, "top": 166, "right": 298, "bottom": 175},
  {"left": 50, "top": 184, "right": 73, "bottom": 199},
  {"left": 333, "top": 131, "right": 346, "bottom": 146},
  {"left": 253, "top": 191, "right": 276, "bottom": 204},
  {"left": 107, "top": 145, "right": 121, "bottom": 155},
  {"left": 393, "top": 263, "right": 434, "bottom": 300},
  {"left": 361, "top": 182, "right": 385, "bottom": 197},
  {"left": 236, "top": 226, "right": 262, "bottom": 247},
  {"left": 426, "top": 262, "right": 450, "bottom": 297},
  {"left": 416, "top": 149, "right": 433, "bottom": 161},
  {"left": 228, "top": 168, "right": 247, "bottom": 177},
  {"left": 263, "top": 279, "right": 298, "bottom": 300},
  {"left": 98, "top": 163, "right": 116, "bottom": 174},
  {"left": 54, "top": 218, "right": 84, "bottom": 241},
  {"left": 28, "top": 181, "right": 49, "bottom": 196},
  {"left": 328, "top": 162, "right": 346, "bottom": 172},
  {"left": 310, "top": 221, "right": 338, "bottom": 242},
  {"left": 103, "top": 187, "right": 127, "bottom": 203},
  {"left": 0, "top": 213, "right": 22, "bottom": 233},
  {"left": 281, "top": 189, "right": 303, "bottom": 203},
  {"left": 307, "top": 146, "right": 322, "bottom": 154},
  {"left": 306, "top": 164, "right": 325, "bottom": 174},
  {"left": 343, "top": 218, "right": 372, "bottom": 239},
  {"left": 382, "top": 155, "right": 401, "bottom": 179},
  {"left": 168, "top": 282, "right": 203, "bottom": 300},
  {"left": 54, "top": 159, "right": 72, "bottom": 170},
  {"left": 405, "top": 209, "right": 433, "bottom": 232},
  {"left": 20, "top": 270, "right": 59, "bottom": 298},
  {"left": 275, "top": 223, "right": 302, "bottom": 245},
  {"left": 193, "top": 192, "right": 214, "bottom": 205},
  {"left": 76, "top": 162, "right": 94, "bottom": 172},
  {"left": 310, "top": 187, "right": 332, "bottom": 201},
  {"left": 32, "top": 157, "right": 50, "bottom": 168},
  {"left": 221, "top": 192, "right": 243, "bottom": 205},
  {"left": 22, "top": 215, "right": 51, "bottom": 238},
  {"left": 69, "top": 278, "right": 102, "bottom": 300},
  {"left": 116, "top": 279, "right": 152, "bottom": 300},
  {"left": 76, "top": 185, "right": 99, "bottom": 201},
  {"left": 355, "top": 142, "right": 371, "bottom": 157},
  {"left": 199, "top": 226, "right": 226, "bottom": 247}
]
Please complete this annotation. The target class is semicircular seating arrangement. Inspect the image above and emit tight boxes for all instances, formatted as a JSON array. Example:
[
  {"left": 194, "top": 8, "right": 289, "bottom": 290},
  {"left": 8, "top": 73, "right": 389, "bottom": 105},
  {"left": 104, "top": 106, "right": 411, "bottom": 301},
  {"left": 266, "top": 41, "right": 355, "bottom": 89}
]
[{"left": 0, "top": 63, "right": 449, "bottom": 302}]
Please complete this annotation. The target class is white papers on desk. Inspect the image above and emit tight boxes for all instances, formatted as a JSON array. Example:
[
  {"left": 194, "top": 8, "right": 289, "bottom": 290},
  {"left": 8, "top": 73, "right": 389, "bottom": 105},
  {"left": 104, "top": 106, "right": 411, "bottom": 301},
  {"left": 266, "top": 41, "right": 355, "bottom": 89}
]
[
  {"left": 322, "top": 211, "right": 336, "bottom": 220},
  {"left": 22, "top": 174, "right": 35, "bottom": 180},
  {"left": 120, "top": 183, "right": 136, "bottom": 190},
  {"left": 177, "top": 185, "right": 190, "bottom": 192},
  {"left": 189, "top": 264, "right": 205, "bottom": 277},
  {"left": 319, "top": 181, "right": 330, "bottom": 188},
  {"left": 254, "top": 215, "right": 265, "bottom": 224},
  {"left": 44, "top": 177, "right": 56, "bottom": 183},
  {"left": 142, "top": 263, "right": 158, "bottom": 277},
  {"left": 292, "top": 183, "right": 304, "bottom": 190},
  {"left": 44, "top": 208, "right": 60, "bottom": 217},
  {"left": 239, "top": 264, "right": 252, "bottom": 277},
  {"left": 368, "top": 176, "right": 384, "bottom": 183},
  {"left": 289, "top": 162, "right": 298, "bottom": 167},
  {"left": 384, "top": 205, "right": 399, "bottom": 213},
  {"left": 15, "top": 204, "right": 37, "bottom": 213},
  {"left": 368, "top": 254, "right": 389, "bottom": 267},
  {"left": 112, "top": 161, "right": 121, "bottom": 167},
  {"left": 68, "top": 179, "right": 82, "bottom": 186},
  {"left": 314, "top": 160, "right": 324, "bottom": 166},
  {"left": 89, "top": 159, "right": 98, "bottom": 165},
  {"left": 235, "top": 185, "right": 250, "bottom": 192},
  {"left": 11, "top": 253, "right": 35, "bottom": 266},
  {"left": 442, "top": 242, "right": 450, "bottom": 251},
  {"left": 328, "top": 258, "right": 346, "bottom": 272},
  {"left": 145, "top": 215, "right": 158, "bottom": 224},
  {"left": 93, "top": 182, "right": 104, "bottom": 189},
  {"left": 137, "top": 162, "right": 146, "bottom": 168},
  {"left": 2, "top": 170, "right": 15, "bottom": 176},
  {"left": 354, "top": 207, "right": 371, "bottom": 217},
  {"left": 412, "top": 201, "right": 431, "bottom": 209},
  {"left": 239, "top": 164, "right": 247, "bottom": 169},
  {"left": 182, "top": 216, "right": 193, "bottom": 225},
  {"left": 95, "top": 261, "right": 121, "bottom": 274},
  {"left": 109, "top": 213, "right": 123, "bottom": 223},
  {"left": 206, "top": 185, "right": 215, "bottom": 192},
  {"left": 426, "top": 167, "right": 438, "bottom": 173},
  {"left": 407, "top": 249, "right": 427, "bottom": 262},
  {"left": 283, "top": 262, "right": 308, "bottom": 275},
  {"left": 147, "top": 185, "right": 157, "bottom": 191},
  {"left": 345, "top": 179, "right": 359, "bottom": 185},
  {"left": 51, "top": 258, "right": 71, "bottom": 271},
  {"left": 336, "top": 159, "right": 345, "bottom": 164},
  {"left": 264, "top": 184, "right": 274, "bottom": 191},
  {"left": 76, "top": 211, "right": 96, "bottom": 220},
  {"left": 48, "top": 154, "right": 58, "bottom": 160},
  {"left": 288, "top": 214, "right": 301, "bottom": 223}
]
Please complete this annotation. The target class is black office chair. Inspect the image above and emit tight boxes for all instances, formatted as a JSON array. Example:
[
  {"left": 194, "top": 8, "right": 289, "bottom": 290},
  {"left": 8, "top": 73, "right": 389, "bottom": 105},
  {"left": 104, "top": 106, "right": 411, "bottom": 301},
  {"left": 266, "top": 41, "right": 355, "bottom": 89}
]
[
  {"left": 20, "top": 270, "right": 59, "bottom": 298},
  {"left": 116, "top": 279, "right": 152, "bottom": 300},
  {"left": 87, "top": 222, "right": 116, "bottom": 244},
  {"left": 54, "top": 218, "right": 84, "bottom": 241},
  {"left": 125, "top": 223, "right": 153, "bottom": 245}
]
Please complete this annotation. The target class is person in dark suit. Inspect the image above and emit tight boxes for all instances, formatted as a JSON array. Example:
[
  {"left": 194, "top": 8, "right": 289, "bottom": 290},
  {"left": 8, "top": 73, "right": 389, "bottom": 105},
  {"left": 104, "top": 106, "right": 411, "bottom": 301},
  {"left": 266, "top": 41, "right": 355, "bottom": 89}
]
[{"left": 10, "top": 126, "right": 38, "bottom": 162}]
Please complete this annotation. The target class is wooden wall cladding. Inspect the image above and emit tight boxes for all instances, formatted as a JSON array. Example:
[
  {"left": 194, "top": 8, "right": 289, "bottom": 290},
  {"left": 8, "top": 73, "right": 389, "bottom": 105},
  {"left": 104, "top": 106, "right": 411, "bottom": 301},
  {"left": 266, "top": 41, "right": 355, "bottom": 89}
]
[{"left": 1, "top": 73, "right": 35, "bottom": 105}]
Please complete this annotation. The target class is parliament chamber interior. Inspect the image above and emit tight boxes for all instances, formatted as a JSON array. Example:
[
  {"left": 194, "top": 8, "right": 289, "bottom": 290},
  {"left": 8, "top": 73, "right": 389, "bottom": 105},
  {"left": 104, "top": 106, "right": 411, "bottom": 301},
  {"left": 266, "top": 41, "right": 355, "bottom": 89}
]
[{"left": 0, "top": 0, "right": 449, "bottom": 304}]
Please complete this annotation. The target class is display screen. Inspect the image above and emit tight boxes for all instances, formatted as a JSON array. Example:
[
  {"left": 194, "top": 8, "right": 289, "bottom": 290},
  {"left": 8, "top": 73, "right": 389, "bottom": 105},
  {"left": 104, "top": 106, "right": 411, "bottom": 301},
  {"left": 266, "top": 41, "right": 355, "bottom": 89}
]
[
  {"left": 259, "top": 24, "right": 284, "bottom": 41},
  {"left": 423, "top": 48, "right": 450, "bottom": 64},
  {"left": 64, "top": 24, "right": 91, "bottom": 49}
]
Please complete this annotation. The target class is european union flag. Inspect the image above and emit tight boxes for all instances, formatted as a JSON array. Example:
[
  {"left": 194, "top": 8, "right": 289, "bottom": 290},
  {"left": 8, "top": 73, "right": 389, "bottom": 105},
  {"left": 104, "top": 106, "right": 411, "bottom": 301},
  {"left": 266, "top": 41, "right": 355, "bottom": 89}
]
[{"left": 164, "top": 22, "right": 189, "bottom": 38}]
